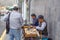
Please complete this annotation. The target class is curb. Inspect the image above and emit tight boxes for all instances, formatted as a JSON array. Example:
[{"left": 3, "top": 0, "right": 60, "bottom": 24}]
[{"left": 0, "top": 29, "right": 6, "bottom": 40}]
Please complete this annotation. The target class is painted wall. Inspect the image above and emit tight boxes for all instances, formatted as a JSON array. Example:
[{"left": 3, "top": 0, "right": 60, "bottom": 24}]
[{"left": 30, "top": 0, "right": 60, "bottom": 40}]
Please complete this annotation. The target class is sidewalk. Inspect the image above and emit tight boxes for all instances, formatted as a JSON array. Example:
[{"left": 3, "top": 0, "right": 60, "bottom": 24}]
[
  {"left": 2, "top": 30, "right": 24, "bottom": 40},
  {"left": 4, "top": 34, "right": 24, "bottom": 40},
  {"left": 4, "top": 34, "right": 10, "bottom": 40},
  {"left": 0, "top": 21, "right": 6, "bottom": 37}
]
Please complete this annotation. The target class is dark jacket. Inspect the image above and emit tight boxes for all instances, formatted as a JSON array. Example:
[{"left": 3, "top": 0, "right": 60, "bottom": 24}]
[
  {"left": 38, "top": 21, "right": 48, "bottom": 36},
  {"left": 6, "top": 13, "right": 10, "bottom": 34},
  {"left": 32, "top": 18, "right": 38, "bottom": 26}
]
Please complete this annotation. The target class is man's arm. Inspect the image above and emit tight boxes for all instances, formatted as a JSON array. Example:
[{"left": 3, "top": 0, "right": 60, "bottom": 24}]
[
  {"left": 36, "top": 22, "right": 46, "bottom": 31},
  {"left": 1, "top": 14, "right": 9, "bottom": 22}
]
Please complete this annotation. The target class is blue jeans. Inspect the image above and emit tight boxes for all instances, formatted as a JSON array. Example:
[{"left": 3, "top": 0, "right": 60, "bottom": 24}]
[{"left": 9, "top": 29, "right": 22, "bottom": 40}]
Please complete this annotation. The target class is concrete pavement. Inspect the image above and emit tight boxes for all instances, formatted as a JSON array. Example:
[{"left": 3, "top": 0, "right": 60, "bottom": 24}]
[{"left": 0, "top": 30, "right": 24, "bottom": 40}]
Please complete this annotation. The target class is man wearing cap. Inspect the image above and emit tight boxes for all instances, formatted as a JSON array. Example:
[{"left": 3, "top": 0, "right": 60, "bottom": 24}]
[
  {"left": 1, "top": 6, "right": 23, "bottom": 40},
  {"left": 36, "top": 15, "right": 48, "bottom": 36}
]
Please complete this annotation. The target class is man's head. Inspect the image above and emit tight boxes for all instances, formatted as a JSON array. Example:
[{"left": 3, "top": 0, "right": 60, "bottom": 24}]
[
  {"left": 13, "top": 6, "right": 19, "bottom": 11},
  {"left": 38, "top": 15, "right": 44, "bottom": 23},
  {"left": 31, "top": 14, "right": 36, "bottom": 19}
]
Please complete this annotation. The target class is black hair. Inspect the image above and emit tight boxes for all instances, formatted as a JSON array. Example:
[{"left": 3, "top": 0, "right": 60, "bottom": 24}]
[
  {"left": 31, "top": 14, "right": 36, "bottom": 17},
  {"left": 38, "top": 15, "right": 44, "bottom": 19},
  {"left": 13, "top": 6, "right": 18, "bottom": 11}
]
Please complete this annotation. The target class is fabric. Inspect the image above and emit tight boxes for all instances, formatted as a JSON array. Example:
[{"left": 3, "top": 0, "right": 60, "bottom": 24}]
[
  {"left": 36, "top": 22, "right": 46, "bottom": 31},
  {"left": 36, "top": 21, "right": 48, "bottom": 36},
  {"left": 32, "top": 18, "right": 38, "bottom": 26},
  {"left": 1, "top": 11, "right": 23, "bottom": 40},
  {"left": 1, "top": 13, "right": 9, "bottom": 22},
  {"left": 9, "top": 11, "right": 23, "bottom": 29},
  {"left": 9, "top": 29, "right": 22, "bottom": 40},
  {"left": 6, "top": 13, "right": 10, "bottom": 34},
  {"left": 1, "top": 11, "right": 23, "bottom": 29}
]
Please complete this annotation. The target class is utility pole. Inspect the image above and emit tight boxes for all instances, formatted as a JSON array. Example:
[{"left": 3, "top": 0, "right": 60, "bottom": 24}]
[
  {"left": 28, "top": 0, "right": 31, "bottom": 23},
  {"left": 0, "top": 12, "right": 1, "bottom": 19}
]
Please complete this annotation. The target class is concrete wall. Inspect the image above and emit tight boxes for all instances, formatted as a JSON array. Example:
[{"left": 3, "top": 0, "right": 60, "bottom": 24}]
[
  {"left": 30, "top": 0, "right": 60, "bottom": 40},
  {"left": 0, "top": 0, "right": 18, "bottom": 6}
]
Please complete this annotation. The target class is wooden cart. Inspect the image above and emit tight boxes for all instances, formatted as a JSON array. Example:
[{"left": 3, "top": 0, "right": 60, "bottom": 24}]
[
  {"left": 22, "top": 26, "right": 39, "bottom": 40},
  {"left": 22, "top": 26, "right": 48, "bottom": 40}
]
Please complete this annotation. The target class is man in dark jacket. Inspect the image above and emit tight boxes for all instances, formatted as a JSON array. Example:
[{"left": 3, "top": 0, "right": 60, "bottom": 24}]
[
  {"left": 31, "top": 14, "right": 38, "bottom": 26},
  {"left": 36, "top": 15, "right": 48, "bottom": 36}
]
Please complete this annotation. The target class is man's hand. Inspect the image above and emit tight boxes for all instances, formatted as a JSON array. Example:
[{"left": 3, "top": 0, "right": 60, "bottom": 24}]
[{"left": 33, "top": 26, "right": 36, "bottom": 29}]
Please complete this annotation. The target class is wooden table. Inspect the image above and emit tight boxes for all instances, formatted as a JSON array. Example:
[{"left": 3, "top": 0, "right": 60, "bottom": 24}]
[{"left": 22, "top": 26, "right": 40, "bottom": 40}]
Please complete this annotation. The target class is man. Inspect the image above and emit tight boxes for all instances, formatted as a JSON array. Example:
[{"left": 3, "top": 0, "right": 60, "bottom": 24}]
[
  {"left": 6, "top": 11, "right": 11, "bottom": 34},
  {"left": 1, "top": 6, "right": 23, "bottom": 40},
  {"left": 31, "top": 14, "right": 38, "bottom": 26},
  {"left": 36, "top": 15, "right": 48, "bottom": 36}
]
